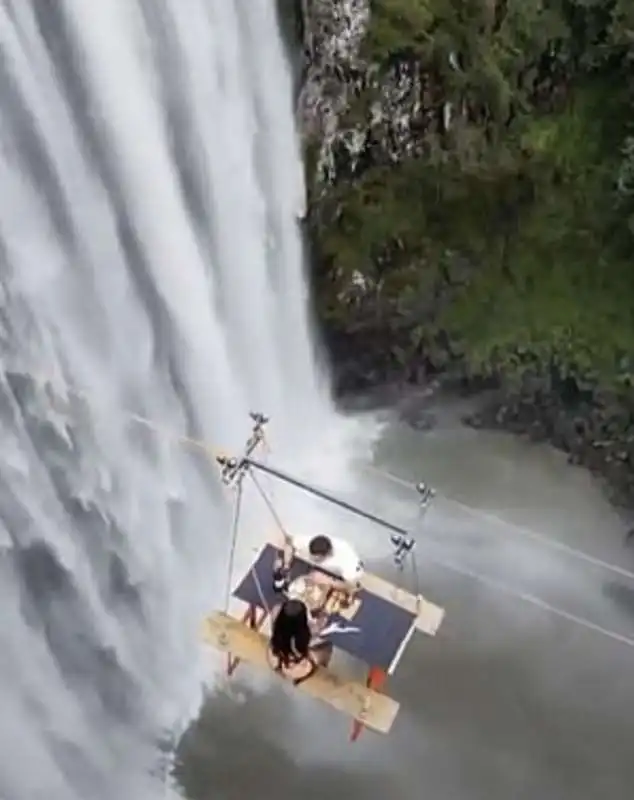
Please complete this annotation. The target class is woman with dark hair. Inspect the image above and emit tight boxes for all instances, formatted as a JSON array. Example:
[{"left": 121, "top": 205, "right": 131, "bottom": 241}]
[{"left": 266, "top": 598, "right": 333, "bottom": 685}]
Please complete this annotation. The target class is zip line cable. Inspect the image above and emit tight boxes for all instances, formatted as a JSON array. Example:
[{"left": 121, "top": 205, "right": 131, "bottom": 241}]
[
  {"left": 361, "top": 462, "right": 634, "bottom": 583},
  {"left": 223, "top": 472, "right": 272, "bottom": 617},
  {"left": 422, "top": 549, "right": 634, "bottom": 650},
  {"left": 249, "top": 468, "right": 293, "bottom": 543}
]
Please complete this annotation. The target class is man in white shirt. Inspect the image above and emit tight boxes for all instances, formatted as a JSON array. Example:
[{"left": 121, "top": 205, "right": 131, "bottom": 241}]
[{"left": 290, "top": 533, "right": 364, "bottom": 587}]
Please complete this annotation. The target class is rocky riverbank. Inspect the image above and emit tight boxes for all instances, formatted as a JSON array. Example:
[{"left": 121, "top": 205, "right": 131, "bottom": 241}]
[
  {"left": 331, "top": 345, "right": 634, "bottom": 512},
  {"left": 327, "top": 330, "right": 634, "bottom": 510},
  {"left": 463, "top": 389, "right": 634, "bottom": 512}
]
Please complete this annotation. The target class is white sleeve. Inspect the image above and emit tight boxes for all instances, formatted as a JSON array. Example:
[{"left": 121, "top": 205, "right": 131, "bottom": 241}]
[
  {"left": 341, "top": 559, "right": 364, "bottom": 583},
  {"left": 336, "top": 541, "right": 364, "bottom": 582}
]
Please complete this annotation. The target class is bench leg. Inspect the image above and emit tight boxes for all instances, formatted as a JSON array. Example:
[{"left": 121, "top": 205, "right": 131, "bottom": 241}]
[
  {"left": 350, "top": 666, "right": 387, "bottom": 742},
  {"left": 227, "top": 604, "right": 269, "bottom": 676}
]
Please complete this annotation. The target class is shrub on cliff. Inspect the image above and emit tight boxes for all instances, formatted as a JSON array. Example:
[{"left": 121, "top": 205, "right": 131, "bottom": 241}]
[{"left": 308, "top": 0, "right": 634, "bottom": 397}]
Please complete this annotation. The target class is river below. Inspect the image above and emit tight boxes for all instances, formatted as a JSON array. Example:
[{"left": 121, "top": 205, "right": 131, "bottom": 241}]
[{"left": 174, "top": 397, "right": 634, "bottom": 800}]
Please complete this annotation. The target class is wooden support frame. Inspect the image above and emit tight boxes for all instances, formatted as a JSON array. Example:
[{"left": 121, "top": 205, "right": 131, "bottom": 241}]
[
  {"left": 227, "top": 603, "right": 269, "bottom": 676},
  {"left": 350, "top": 666, "right": 387, "bottom": 742}
]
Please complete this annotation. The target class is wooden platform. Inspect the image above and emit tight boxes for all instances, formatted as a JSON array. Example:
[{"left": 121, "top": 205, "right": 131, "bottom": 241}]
[{"left": 203, "top": 611, "right": 400, "bottom": 735}]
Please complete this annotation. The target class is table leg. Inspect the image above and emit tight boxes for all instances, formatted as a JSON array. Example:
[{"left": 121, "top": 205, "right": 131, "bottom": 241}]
[
  {"left": 350, "top": 666, "right": 387, "bottom": 742},
  {"left": 226, "top": 604, "right": 269, "bottom": 676}
]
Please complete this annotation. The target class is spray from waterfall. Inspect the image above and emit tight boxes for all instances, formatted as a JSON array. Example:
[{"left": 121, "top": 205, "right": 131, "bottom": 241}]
[{"left": 0, "top": 2, "right": 368, "bottom": 799}]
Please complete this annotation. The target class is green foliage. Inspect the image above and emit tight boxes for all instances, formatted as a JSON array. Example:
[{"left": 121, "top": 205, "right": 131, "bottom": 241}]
[
  {"left": 310, "top": 0, "right": 634, "bottom": 393},
  {"left": 362, "top": 0, "right": 435, "bottom": 61}
]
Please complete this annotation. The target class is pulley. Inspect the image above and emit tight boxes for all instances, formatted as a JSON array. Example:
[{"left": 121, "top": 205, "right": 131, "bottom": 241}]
[
  {"left": 216, "top": 453, "right": 246, "bottom": 486},
  {"left": 416, "top": 481, "right": 435, "bottom": 508},
  {"left": 391, "top": 481, "right": 436, "bottom": 568},
  {"left": 216, "top": 411, "right": 269, "bottom": 486},
  {"left": 391, "top": 532, "right": 415, "bottom": 567}
]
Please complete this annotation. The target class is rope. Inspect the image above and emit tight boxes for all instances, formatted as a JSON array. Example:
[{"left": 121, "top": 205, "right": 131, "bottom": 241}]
[
  {"left": 130, "top": 413, "right": 221, "bottom": 461},
  {"left": 249, "top": 469, "right": 293, "bottom": 544},
  {"left": 221, "top": 468, "right": 272, "bottom": 617},
  {"left": 224, "top": 478, "right": 244, "bottom": 612},
  {"left": 391, "top": 488, "right": 427, "bottom": 595},
  {"left": 255, "top": 432, "right": 286, "bottom": 533},
  {"left": 419, "top": 546, "right": 634, "bottom": 650},
  {"left": 363, "top": 462, "right": 634, "bottom": 583}
]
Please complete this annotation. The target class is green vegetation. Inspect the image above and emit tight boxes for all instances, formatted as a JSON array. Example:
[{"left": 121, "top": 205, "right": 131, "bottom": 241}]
[{"left": 308, "top": 0, "right": 634, "bottom": 397}]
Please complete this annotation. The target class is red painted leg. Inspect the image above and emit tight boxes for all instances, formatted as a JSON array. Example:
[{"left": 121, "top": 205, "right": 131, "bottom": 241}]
[
  {"left": 227, "top": 605, "right": 269, "bottom": 676},
  {"left": 350, "top": 666, "right": 387, "bottom": 742}
]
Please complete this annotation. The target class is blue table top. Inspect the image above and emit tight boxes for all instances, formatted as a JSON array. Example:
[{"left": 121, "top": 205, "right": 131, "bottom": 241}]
[{"left": 233, "top": 544, "right": 415, "bottom": 670}]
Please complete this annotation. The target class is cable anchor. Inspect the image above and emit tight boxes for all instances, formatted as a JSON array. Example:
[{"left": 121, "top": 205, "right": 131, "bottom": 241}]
[
  {"left": 390, "top": 481, "right": 435, "bottom": 568},
  {"left": 416, "top": 481, "right": 435, "bottom": 509},
  {"left": 216, "top": 411, "right": 269, "bottom": 486},
  {"left": 391, "top": 532, "right": 415, "bottom": 568}
]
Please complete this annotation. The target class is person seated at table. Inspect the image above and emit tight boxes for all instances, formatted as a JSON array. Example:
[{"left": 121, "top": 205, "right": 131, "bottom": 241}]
[
  {"left": 271, "top": 538, "right": 359, "bottom": 617},
  {"left": 272, "top": 546, "right": 330, "bottom": 616},
  {"left": 291, "top": 533, "right": 364, "bottom": 594},
  {"left": 265, "top": 598, "right": 333, "bottom": 685}
]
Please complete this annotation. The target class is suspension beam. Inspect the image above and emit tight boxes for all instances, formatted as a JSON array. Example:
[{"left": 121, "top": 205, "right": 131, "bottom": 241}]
[
  {"left": 214, "top": 414, "right": 436, "bottom": 565},
  {"left": 216, "top": 412, "right": 269, "bottom": 486},
  {"left": 245, "top": 456, "right": 411, "bottom": 538}
]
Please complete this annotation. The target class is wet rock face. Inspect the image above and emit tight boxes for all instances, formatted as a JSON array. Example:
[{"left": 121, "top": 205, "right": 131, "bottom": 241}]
[
  {"left": 297, "top": 0, "right": 370, "bottom": 140},
  {"left": 297, "top": 0, "right": 429, "bottom": 192},
  {"left": 297, "top": 3, "right": 634, "bottom": 511},
  {"left": 297, "top": 0, "right": 371, "bottom": 195}
]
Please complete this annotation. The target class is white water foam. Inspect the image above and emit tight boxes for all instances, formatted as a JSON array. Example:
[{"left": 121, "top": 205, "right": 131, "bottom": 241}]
[{"left": 0, "top": 2, "right": 376, "bottom": 798}]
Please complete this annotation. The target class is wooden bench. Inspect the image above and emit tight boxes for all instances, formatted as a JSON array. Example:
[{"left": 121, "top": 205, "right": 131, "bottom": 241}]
[{"left": 202, "top": 611, "right": 400, "bottom": 735}]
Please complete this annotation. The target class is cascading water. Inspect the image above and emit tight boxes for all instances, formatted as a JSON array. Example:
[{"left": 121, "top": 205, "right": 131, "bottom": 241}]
[{"left": 0, "top": 2, "right": 352, "bottom": 798}]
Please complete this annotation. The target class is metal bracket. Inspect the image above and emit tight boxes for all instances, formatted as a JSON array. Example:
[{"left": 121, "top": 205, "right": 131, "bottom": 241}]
[
  {"left": 416, "top": 481, "right": 435, "bottom": 509},
  {"left": 219, "top": 416, "right": 437, "bottom": 571},
  {"left": 390, "top": 481, "right": 435, "bottom": 568},
  {"left": 390, "top": 532, "right": 415, "bottom": 567},
  {"left": 216, "top": 411, "right": 269, "bottom": 486}
]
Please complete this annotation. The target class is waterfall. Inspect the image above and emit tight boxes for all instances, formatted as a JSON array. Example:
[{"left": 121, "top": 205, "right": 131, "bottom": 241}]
[{"left": 0, "top": 2, "right": 350, "bottom": 798}]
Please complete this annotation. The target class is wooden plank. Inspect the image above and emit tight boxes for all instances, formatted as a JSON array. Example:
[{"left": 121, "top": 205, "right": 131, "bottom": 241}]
[
  {"left": 360, "top": 571, "right": 445, "bottom": 636},
  {"left": 227, "top": 605, "right": 269, "bottom": 676},
  {"left": 263, "top": 538, "right": 445, "bottom": 636},
  {"left": 351, "top": 666, "right": 387, "bottom": 742},
  {"left": 202, "top": 611, "right": 400, "bottom": 735}
]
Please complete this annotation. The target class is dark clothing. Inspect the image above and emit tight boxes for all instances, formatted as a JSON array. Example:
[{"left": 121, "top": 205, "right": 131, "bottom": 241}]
[
  {"left": 271, "top": 651, "right": 318, "bottom": 685},
  {"left": 272, "top": 563, "right": 290, "bottom": 594}
]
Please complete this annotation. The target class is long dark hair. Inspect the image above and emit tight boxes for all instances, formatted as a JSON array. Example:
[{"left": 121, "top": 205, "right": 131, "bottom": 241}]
[{"left": 270, "top": 599, "right": 311, "bottom": 667}]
